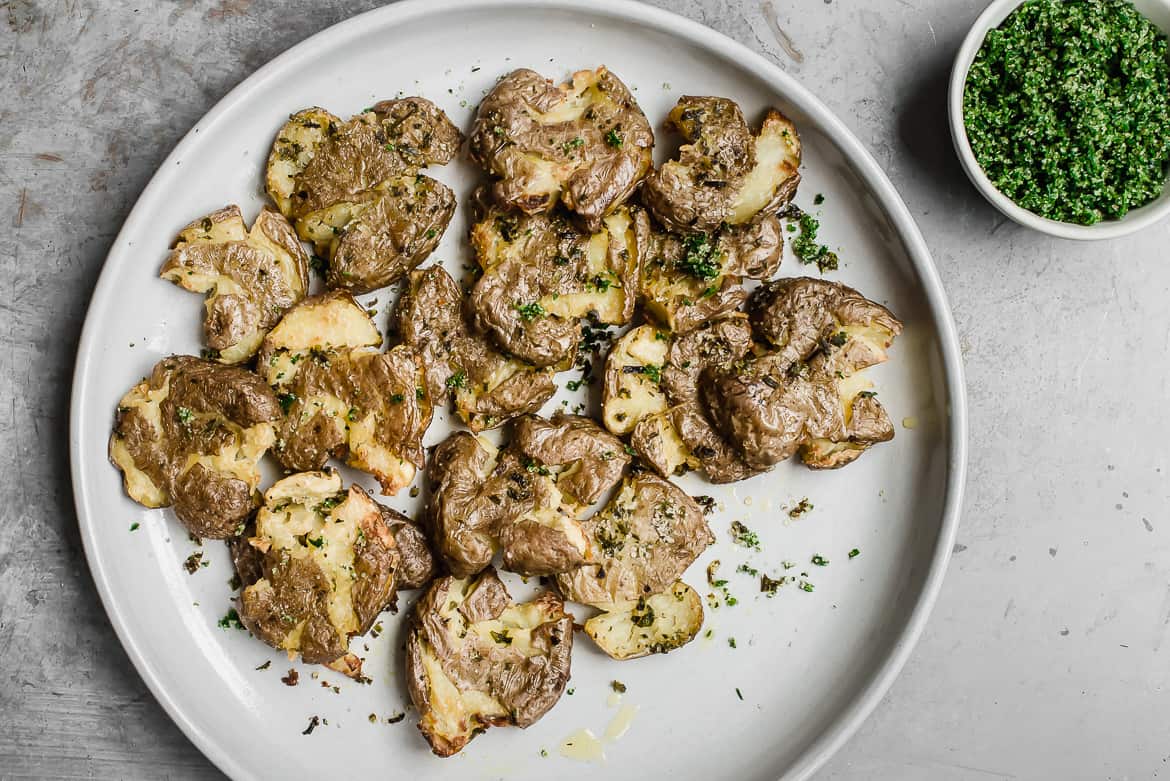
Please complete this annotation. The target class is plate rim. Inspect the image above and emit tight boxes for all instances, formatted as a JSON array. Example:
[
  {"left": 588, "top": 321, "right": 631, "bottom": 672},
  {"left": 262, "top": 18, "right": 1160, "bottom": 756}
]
[{"left": 69, "top": 1, "right": 969, "bottom": 778}]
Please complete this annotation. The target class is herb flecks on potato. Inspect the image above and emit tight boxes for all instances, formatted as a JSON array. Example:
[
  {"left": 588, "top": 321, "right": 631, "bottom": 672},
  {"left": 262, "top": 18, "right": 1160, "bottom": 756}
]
[
  {"left": 468, "top": 204, "right": 646, "bottom": 367},
  {"left": 556, "top": 472, "right": 713, "bottom": 607},
  {"left": 160, "top": 205, "right": 310, "bottom": 364},
  {"left": 511, "top": 413, "right": 629, "bottom": 510},
  {"left": 258, "top": 292, "right": 432, "bottom": 495},
  {"left": 406, "top": 569, "right": 573, "bottom": 757},
  {"left": 584, "top": 580, "right": 704, "bottom": 660},
  {"left": 266, "top": 99, "right": 462, "bottom": 293},
  {"left": 643, "top": 96, "right": 801, "bottom": 233},
  {"left": 397, "top": 265, "right": 555, "bottom": 431},
  {"left": 469, "top": 67, "right": 654, "bottom": 231},
  {"left": 109, "top": 356, "right": 278, "bottom": 538},
  {"left": 232, "top": 471, "right": 400, "bottom": 666}
]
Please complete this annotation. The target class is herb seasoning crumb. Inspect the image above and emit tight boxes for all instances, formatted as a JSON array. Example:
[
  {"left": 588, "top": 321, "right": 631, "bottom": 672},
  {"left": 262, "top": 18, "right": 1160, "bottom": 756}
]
[
  {"left": 129, "top": 522, "right": 140, "bottom": 532},
  {"left": 610, "top": 680, "right": 627, "bottom": 694},
  {"left": 217, "top": 608, "right": 244, "bottom": 630},
  {"left": 849, "top": 547, "right": 861, "bottom": 559},
  {"left": 302, "top": 716, "right": 320, "bottom": 735},
  {"left": 255, "top": 660, "right": 271, "bottom": 671},
  {"left": 282, "top": 669, "right": 299, "bottom": 686},
  {"left": 387, "top": 712, "right": 406, "bottom": 724},
  {"left": 788, "top": 497, "right": 814, "bottom": 518},
  {"left": 735, "top": 687, "right": 744, "bottom": 701}
]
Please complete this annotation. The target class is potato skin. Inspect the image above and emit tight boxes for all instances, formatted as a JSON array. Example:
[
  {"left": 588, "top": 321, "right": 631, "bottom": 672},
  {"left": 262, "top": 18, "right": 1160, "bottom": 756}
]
[
  {"left": 266, "top": 99, "right": 462, "bottom": 293},
  {"left": 511, "top": 413, "right": 629, "bottom": 506},
  {"left": 748, "top": 276, "right": 903, "bottom": 371},
  {"left": 109, "top": 356, "right": 278, "bottom": 538},
  {"left": 406, "top": 569, "right": 573, "bottom": 756},
  {"left": 468, "top": 67, "right": 653, "bottom": 231},
  {"left": 427, "top": 431, "right": 588, "bottom": 578},
  {"left": 642, "top": 96, "right": 756, "bottom": 234},
  {"left": 283, "top": 98, "right": 461, "bottom": 219},
  {"left": 324, "top": 175, "right": 456, "bottom": 294},
  {"left": 397, "top": 265, "right": 556, "bottom": 431},
  {"left": 468, "top": 205, "right": 645, "bottom": 367},
  {"left": 376, "top": 502, "right": 437, "bottom": 590}
]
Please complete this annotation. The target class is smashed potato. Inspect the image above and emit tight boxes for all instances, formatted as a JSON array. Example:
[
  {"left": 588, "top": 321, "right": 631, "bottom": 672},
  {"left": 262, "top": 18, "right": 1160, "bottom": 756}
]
[
  {"left": 584, "top": 580, "right": 704, "bottom": 660},
  {"left": 397, "top": 265, "right": 556, "bottom": 431},
  {"left": 406, "top": 569, "right": 573, "bottom": 756},
  {"left": 266, "top": 99, "right": 462, "bottom": 293},
  {"left": 428, "top": 432, "right": 588, "bottom": 578},
  {"left": 555, "top": 472, "right": 713, "bottom": 607},
  {"left": 109, "top": 356, "right": 278, "bottom": 538},
  {"left": 159, "top": 205, "right": 309, "bottom": 364},
  {"left": 468, "top": 67, "right": 654, "bottom": 231},
  {"left": 644, "top": 97, "right": 801, "bottom": 233},
  {"left": 468, "top": 204, "right": 646, "bottom": 367},
  {"left": 511, "top": 413, "right": 629, "bottom": 508},
  {"left": 233, "top": 471, "right": 400, "bottom": 666},
  {"left": 257, "top": 292, "right": 431, "bottom": 494}
]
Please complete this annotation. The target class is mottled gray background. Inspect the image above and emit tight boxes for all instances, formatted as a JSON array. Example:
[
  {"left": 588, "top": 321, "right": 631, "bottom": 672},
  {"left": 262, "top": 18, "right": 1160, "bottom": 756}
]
[{"left": 2, "top": 0, "right": 1168, "bottom": 778}]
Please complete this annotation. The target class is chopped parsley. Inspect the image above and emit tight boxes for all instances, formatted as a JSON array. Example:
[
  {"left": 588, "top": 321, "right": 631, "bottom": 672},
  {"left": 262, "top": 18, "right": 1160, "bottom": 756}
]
[
  {"left": 963, "top": 0, "right": 1170, "bottom": 224},
  {"left": 730, "top": 520, "right": 761, "bottom": 551},
  {"left": 811, "top": 554, "right": 829, "bottom": 566},
  {"left": 129, "top": 522, "right": 140, "bottom": 532},
  {"left": 849, "top": 547, "right": 861, "bottom": 559},
  {"left": 791, "top": 213, "right": 838, "bottom": 273},
  {"left": 490, "top": 629, "right": 513, "bottom": 645},
  {"left": 217, "top": 608, "right": 245, "bottom": 630},
  {"left": 389, "top": 392, "right": 405, "bottom": 404},
  {"left": 728, "top": 637, "right": 737, "bottom": 649},
  {"left": 676, "top": 233, "right": 722, "bottom": 280},
  {"left": 516, "top": 301, "right": 545, "bottom": 321},
  {"left": 176, "top": 406, "right": 195, "bottom": 426},
  {"left": 562, "top": 136, "right": 585, "bottom": 153},
  {"left": 309, "top": 255, "right": 328, "bottom": 278},
  {"left": 278, "top": 393, "right": 298, "bottom": 413},
  {"left": 813, "top": 193, "right": 825, "bottom": 205},
  {"left": 610, "top": 680, "right": 627, "bottom": 694},
  {"left": 605, "top": 128, "right": 623, "bottom": 147},
  {"left": 799, "top": 580, "right": 815, "bottom": 593},
  {"left": 445, "top": 370, "right": 468, "bottom": 390},
  {"left": 858, "top": 390, "right": 877, "bottom": 399}
]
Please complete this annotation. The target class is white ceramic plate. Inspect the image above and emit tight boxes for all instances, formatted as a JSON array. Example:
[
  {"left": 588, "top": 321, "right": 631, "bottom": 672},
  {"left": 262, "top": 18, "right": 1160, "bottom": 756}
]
[{"left": 70, "top": 1, "right": 967, "bottom": 779}]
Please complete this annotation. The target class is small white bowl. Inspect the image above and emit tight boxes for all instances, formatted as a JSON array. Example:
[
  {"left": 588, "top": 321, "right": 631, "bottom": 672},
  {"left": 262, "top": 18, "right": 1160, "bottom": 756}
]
[{"left": 949, "top": 0, "right": 1170, "bottom": 240}]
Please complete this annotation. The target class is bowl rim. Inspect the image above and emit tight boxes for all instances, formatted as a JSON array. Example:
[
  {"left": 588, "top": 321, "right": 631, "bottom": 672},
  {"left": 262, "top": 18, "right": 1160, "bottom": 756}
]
[{"left": 949, "top": 0, "right": 1170, "bottom": 241}]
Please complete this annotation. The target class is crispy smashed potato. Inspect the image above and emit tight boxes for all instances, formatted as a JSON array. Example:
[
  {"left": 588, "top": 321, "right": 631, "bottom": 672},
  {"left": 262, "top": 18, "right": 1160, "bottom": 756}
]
[
  {"left": 584, "top": 580, "right": 704, "bottom": 660},
  {"left": 428, "top": 432, "right": 588, "bottom": 577},
  {"left": 644, "top": 96, "right": 801, "bottom": 233},
  {"left": 397, "top": 265, "right": 556, "bottom": 431},
  {"left": 556, "top": 472, "right": 713, "bottom": 607},
  {"left": 703, "top": 277, "right": 902, "bottom": 469},
  {"left": 160, "top": 205, "right": 309, "bottom": 364},
  {"left": 406, "top": 569, "right": 573, "bottom": 756},
  {"left": 257, "top": 292, "right": 431, "bottom": 494},
  {"left": 233, "top": 471, "right": 400, "bottom": 666},
  {"left": 602, "top": 320, "right": 758, "bottom": 482},
  {"left": 109, "top": 356, "right": 277, "bottom": 538},
  {"left": 266, "top": 99, "right": 462, "bottom": 293},
  {"left": 468, "top": 204, "right": 646, "bottom": 367},
  {"left": 469, "top": 67, "right": 654, "bottom": 231}
]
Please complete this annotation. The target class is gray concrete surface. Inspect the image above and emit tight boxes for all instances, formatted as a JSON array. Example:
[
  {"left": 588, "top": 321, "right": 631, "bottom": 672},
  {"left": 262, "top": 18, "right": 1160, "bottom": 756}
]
[{"left": 1, "top": 0, "right": 1167, "bottom": 778}]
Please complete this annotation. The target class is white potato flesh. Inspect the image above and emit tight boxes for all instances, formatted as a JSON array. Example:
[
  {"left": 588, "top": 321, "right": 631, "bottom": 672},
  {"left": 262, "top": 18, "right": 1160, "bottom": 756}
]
[
  {"left": 584, "top": 581, "right": 704, "bottom": 660},
  {"left": 728, "top": 111, "right": 801, "bottom": 225},
  {"left": 602, "top": 324, "right": 670, "bottom": 435},
  {"left": 265, "top": 108, "right": 338, "bottom": 216}
]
